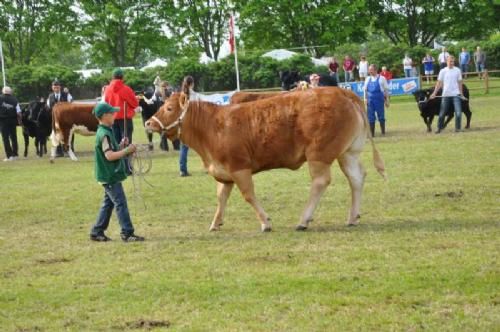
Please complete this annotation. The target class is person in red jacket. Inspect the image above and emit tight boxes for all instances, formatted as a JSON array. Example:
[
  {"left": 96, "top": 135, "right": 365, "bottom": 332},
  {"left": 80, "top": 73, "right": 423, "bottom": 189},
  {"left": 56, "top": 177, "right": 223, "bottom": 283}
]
[
  {"left": 104, "top": 68, "right": 139, "bottom": 174},
  {"left": 380, "top": 66, "right": 393, "bottom": 81}
]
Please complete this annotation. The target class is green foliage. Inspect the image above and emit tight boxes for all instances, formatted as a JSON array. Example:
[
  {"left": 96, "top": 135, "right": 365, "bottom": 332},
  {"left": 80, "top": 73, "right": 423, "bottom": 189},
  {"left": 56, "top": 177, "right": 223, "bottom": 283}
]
[{"left": 237, "top": 0, "right": 369, "bottom": 57}]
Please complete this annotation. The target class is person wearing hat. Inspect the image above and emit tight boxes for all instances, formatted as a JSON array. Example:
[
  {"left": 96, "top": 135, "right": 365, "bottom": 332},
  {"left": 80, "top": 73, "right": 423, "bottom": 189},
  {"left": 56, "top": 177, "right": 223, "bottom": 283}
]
[
  {"left": 89, "top": 102, "right": 144, "bottom": 242},
  {"left": 0, "top": 86, "right": 22, "bottom": 161},
  {"left": 103, "top": 68, "right": 140, "bottom": 174},
  {"left": 47, "top": 79, "right": 73, "bottom": 157}
]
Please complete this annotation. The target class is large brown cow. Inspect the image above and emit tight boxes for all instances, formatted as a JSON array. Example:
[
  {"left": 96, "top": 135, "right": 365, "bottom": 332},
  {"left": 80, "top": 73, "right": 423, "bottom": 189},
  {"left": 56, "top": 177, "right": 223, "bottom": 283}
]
[
  {"left": 230, "top": 91, "right": 283, "bottom": 104},
  {"left": 50, "top": 102, "right": 98, "bottom": 162},
  {"left": 146, "top": 87, "right": 385, "bottom": 232}
]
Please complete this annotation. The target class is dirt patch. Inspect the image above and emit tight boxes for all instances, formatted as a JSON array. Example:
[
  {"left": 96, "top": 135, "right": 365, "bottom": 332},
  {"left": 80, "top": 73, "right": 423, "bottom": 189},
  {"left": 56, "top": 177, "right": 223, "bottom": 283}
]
[
  {"left": 126, "top": 319, "right": 171, "bottom": 330},
  {"left": 35, "top": 257, "right": 73, "bottom": 264},
  {"left": 434, "top": 190, "right": 464, "bottom": 198}
]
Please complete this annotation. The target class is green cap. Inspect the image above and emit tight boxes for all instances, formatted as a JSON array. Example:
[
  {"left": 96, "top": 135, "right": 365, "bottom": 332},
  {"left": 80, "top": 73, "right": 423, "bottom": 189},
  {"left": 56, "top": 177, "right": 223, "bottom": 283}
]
[
  {"left": 112, "top": 68, "right": 124, "bottom": 78},
  {"left": 93, "top": 102, "right": 120, "bottom": 118}
]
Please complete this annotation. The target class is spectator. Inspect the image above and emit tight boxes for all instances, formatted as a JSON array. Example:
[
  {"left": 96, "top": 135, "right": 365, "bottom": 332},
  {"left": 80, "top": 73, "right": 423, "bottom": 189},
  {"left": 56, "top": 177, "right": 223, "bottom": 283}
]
[
  {"left": 89, "top": 102, "right": 144, "bottom": 242},
  {"left": 364, "top": 64, "right": 389, "bottom": 137},
  {"left": 403, "top": 54, "right": 413, "bottom": 78},
  {"left": 47, "top": 79, "right": 72, "bottom": 157},
  {"left": 343, "top": 55, "right": 355, "bottom": 82},
  {"left": 380, "top": 66, "right": 393, "bottom": 81},
  {"left": 438, "top": 47, "right": 450, "bottom": 70},
  {"left": 103, "top": 68, "right": 140, "bottom": 175},
  {"left": 422, "top": 53, "right": 435, "bottom": 83},
  {"left": 328, "top": 57, "right": 339, "bottom": 82},
  {"left": 179, "top": 76, "right": 195, "bottom": 177},
  {"left": 309, "top": 73, "right": 320, "bottom": 88},
  {"left": 358, "top": 56, "right": 368, "bottom": 81},
  {"left": 0, "top": 86, "right": 22, "bottom": 161},
  {"left": 153, "top": 74, "right": 162, "bottom": 95},
  {"left": 459, "top": 47, "right": 471, "bottom": 79},
  {"left": 474, "top": 46, "right": 486, "bottom": 80},
  {"left": 431, "top": 55, "right": 464, "bottom": 134}
]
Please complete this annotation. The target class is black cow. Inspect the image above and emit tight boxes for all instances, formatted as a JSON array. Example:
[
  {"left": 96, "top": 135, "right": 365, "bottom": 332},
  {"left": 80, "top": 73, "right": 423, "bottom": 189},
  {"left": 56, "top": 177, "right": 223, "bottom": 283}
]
[
  {"left": 413, "top": 85, "right": 472, "bottom": 132},
  {"left": 21, "top": 99, "right": 51, "bottom": 157},
  {"left": 280, "top": 70, "right": 337, "bottom": 91},
  {"left": 138, "top": 88, "right": 171, "bottom": 151}
]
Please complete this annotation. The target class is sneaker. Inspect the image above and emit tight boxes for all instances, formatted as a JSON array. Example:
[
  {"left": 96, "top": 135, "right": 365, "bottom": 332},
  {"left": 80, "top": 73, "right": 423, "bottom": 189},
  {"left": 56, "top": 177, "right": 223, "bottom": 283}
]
[
  {"left": 121, "top": 234, "right": 145, "bottom": 242},
  {"left": 90, "top": 234, "right": 111, "bottom": 242},
  {"left": 435, "top": 129, "right": 441, "bottom": 134},
  {"left": 10, "top": 156, "right": 18, "bottom": 161},
  {"left": 3, "top": 158, "right": 11, "bottom": 162},
  {"left": 180, "top": 172, "right": 191, "bottom": 177}
]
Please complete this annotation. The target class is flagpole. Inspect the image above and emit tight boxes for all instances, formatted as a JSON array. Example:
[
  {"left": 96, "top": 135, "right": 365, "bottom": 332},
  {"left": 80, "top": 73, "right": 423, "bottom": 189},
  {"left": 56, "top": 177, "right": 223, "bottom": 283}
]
[
  {"left": 231, "top": 13, "right": 240, "bottom": 91},
  {"left": 0, "top": 38, "right": 6, "bottom": 87}
]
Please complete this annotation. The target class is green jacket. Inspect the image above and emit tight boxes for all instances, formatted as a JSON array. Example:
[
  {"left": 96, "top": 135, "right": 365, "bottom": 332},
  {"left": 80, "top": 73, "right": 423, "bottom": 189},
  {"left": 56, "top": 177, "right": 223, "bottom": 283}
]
[{"left": 94, "top": 124, "right": 127, "bottom": 184}]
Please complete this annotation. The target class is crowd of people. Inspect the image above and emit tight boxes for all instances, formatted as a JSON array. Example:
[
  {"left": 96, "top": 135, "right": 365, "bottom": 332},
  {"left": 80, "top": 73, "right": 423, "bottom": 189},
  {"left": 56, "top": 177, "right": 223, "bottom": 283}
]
[{"left": 327, "top": 46, "right": 487, "bottom": 83}]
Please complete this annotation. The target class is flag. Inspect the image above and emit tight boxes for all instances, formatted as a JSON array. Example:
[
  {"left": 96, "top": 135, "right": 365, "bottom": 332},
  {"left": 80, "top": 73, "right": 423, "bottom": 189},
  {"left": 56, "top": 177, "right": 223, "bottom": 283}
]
[{"left": 229, "top": 14, "right": 235, "bottom": 54}]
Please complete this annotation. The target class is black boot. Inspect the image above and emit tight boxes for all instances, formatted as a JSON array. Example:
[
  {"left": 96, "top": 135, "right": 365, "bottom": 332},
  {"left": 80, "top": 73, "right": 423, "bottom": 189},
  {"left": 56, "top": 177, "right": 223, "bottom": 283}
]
[
  {"left": 369, "top": 123, "right": 375, "bottom": 137},
  {"left": 380, "top": 121, "right": 386, "bottom": 136}
]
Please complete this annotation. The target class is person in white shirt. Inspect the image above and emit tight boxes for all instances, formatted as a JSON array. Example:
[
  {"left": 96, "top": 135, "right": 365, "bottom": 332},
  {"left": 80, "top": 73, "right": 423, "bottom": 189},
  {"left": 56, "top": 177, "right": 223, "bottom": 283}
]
[
  {"left": 431, "top": 55, "right": 464, "bottom": 133},
  {"left": 364, "top": 64, "right": 389, "bottom": 136},
  {"left": 403, "top": 54, "right": 413, "bottom": 77},
  {"left": 438, "top": 47, "right": 450, "bottom": 70},
  {"left": 358, "top": 56, "right": 368, "bottom": 81}
]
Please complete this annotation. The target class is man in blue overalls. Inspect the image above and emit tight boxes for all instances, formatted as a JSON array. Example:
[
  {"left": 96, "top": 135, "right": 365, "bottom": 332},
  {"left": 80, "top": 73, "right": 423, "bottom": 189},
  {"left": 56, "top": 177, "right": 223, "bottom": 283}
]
[{"left": 364, "top": 64, "right": 390, "bottom": 137}]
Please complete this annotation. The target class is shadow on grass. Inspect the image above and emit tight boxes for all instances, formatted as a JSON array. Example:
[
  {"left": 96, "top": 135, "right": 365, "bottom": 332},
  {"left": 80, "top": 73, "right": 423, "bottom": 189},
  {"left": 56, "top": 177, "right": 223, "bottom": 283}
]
[{"left": 310, "top": 218, "right": 499, "bottom": 234}]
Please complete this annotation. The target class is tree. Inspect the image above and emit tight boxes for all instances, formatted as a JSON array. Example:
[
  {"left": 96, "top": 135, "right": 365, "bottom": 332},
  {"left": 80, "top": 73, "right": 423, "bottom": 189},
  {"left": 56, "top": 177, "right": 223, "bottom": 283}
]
[
  {"left": 236, "top": 0, "right": 369, "bottom": 57},
  {"left": 78, "top": 0, "right": 176, "bottom": 67},
  {"left": 159, "top": 0, "right": 231, "bottom": 61},
  {"left": 0, "top": 0, "right": 78, "bottom": 66},
  {"left": 366, "top": 0, "right": 500, "bottom": 47}
]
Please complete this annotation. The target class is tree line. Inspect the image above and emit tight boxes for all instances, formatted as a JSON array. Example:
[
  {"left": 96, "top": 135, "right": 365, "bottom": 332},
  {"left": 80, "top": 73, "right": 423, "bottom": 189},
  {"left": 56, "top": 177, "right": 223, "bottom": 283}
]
[{"left": 1, "top": 1, "right": 499, "bottom": 67}]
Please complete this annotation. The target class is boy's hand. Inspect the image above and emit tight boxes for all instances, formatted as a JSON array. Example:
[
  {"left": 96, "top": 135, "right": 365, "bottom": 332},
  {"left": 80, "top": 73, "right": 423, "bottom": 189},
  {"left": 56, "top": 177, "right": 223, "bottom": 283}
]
[
  {"left": 127, "top": 144, "right": 137, "bottom": 154},
  {"left": 120, "top": 137, "right": 129, "bottom": 148}
]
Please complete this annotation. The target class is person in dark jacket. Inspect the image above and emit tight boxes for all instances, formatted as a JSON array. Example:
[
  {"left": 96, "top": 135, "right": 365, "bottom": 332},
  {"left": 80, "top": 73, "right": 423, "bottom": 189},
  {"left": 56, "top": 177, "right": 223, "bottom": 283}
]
[
  {"left": 47, "top": 79, "right": 73, "bottom": 157},
  {"left": 0, "top": 86, "right": 22, "bottom": 161}
]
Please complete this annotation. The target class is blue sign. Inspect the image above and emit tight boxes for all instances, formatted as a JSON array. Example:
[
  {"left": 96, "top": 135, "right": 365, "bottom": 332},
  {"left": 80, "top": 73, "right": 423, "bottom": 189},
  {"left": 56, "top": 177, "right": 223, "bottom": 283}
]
[{"left": 338, "top": 77, "right": 420, "bottom": 97}]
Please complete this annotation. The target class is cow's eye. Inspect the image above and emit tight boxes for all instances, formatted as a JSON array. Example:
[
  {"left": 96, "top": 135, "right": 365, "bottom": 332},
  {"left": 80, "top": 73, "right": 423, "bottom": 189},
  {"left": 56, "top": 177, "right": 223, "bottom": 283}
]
[{"left": 167, "top": 106, "right": 173, "bottom": 112}]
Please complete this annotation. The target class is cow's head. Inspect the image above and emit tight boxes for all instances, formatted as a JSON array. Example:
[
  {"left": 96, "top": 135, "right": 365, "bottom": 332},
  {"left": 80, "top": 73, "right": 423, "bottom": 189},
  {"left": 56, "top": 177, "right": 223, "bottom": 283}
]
[
  {"left": 145, "top": 92, "right": 186, "bottom": 140},
  {"left": 280, "top": 70, "right": 301, "bottom": 91},
  {"left": 413, "top": 89, "right": 433, "bottom": 111}
]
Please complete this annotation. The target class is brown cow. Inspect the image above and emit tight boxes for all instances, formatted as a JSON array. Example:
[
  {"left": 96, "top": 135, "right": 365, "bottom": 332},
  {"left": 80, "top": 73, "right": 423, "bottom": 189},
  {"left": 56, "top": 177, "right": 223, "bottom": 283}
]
[
  {"left": 50, "top": 102, "right": 98, "bottom": 162},
  {"left": 230, "top": 91, "right": 283, "bottom": 104},
  {"left": 146, "top": 87, "right": 385, "bottom": 232}
]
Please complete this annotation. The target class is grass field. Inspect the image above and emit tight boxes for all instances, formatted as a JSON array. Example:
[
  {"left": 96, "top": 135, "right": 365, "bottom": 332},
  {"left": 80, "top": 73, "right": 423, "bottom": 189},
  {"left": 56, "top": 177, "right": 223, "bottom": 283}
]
[{"left": 0, "top": 93, "right": 499, "bottom": 331}]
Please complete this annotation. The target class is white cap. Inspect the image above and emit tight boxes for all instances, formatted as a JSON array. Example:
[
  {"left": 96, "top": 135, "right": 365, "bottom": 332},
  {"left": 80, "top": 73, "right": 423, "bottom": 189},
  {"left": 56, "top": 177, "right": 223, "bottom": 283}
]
[{"left": 2, "top": 86, "right": 12, "bottom": 95}]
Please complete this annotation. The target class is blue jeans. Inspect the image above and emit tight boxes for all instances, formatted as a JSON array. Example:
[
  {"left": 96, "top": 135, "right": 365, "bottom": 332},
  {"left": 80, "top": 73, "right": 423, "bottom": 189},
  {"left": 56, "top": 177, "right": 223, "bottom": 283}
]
[
  {"left": 330, "top": 72, "right": 338, "bottom": 82},
  {"left": 91, "top": 182, "right": 134, "bottom": 236},
  {"left": 344, "top": 71, "right": 353, "bottom": 82},
  {"left": 460, "top": 64, "right": 468, "bottom": 74},
  {"left": 404, "top": 69, "right": 412, "bottom": 77},
  {"left": 179, "top": 143, "right": 189, "bottom": 174},
  {"left": 438, "top": 96, "right": 462, "bottom": 131}
]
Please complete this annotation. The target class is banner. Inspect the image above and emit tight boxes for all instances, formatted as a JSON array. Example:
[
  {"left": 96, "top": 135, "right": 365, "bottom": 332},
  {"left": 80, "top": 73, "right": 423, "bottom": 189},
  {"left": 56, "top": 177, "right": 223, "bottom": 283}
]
[
  {"left": 190, "top": 91, "right": 236, "bottom": 105},
  {"left": 338, "top": 77, "right": 420, "bottom": 97}
]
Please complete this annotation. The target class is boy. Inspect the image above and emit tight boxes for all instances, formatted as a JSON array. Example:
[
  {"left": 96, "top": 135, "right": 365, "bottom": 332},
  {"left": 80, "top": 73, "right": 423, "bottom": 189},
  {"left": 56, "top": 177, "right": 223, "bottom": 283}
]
[{"left": 90, "top": 102, "right": 144, "bottom": 242}]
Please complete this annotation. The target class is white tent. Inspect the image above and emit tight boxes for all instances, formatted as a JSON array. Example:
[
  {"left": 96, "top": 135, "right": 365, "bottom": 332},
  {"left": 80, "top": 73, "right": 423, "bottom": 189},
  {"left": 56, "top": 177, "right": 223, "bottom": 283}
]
[
  {"left": 75, "top": 69, "right": 102, "bottom": 79},
  {"left": 262, "top": 49, "right": 328, "bottom": 67},
  {"left": 141, "top": 58, "right": 168, "bottom": 71}
]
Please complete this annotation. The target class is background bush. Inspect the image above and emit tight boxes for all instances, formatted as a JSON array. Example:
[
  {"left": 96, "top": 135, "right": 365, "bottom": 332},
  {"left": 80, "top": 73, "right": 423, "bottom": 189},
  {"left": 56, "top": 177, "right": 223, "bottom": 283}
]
[{"left": 6, "top": 37, "right": 500, "bottom": 102}]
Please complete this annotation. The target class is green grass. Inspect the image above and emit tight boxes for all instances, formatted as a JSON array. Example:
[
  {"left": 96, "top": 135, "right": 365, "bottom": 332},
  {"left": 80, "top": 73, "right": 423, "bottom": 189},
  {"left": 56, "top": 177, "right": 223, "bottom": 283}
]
[{"left": 0, "top": 96, "right": 499, "bottom": 331}]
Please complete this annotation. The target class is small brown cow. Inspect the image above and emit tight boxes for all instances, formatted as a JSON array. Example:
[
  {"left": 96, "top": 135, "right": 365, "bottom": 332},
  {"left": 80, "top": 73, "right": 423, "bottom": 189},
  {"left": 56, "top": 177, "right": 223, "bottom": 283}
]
[
  {"left": 230, "top": 91, "right": 283, "bottom": 104},
  {"left": 50, "top": 102, "right": 98, "bottom": 161},
  {"left": 146, "top": 87, "right": 385, "bottom": 232}
]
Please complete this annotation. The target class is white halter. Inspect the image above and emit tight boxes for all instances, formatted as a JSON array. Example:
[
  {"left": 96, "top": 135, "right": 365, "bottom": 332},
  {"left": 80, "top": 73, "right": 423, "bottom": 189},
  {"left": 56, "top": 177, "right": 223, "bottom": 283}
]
[{"left": 150, "top": 99, "right": 190, "bottom": 137}]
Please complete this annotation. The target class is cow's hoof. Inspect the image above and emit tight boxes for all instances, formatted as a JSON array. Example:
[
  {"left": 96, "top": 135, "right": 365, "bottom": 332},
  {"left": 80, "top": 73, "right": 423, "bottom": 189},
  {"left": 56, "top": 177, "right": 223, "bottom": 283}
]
[
  {"left": 49, "top": 159, "right": 54, "bottom": 164},
  {"left": 347, "top": 222, "right": 359, "bottom": 227},
  {"left": 261, "top": 224, "right": 272, "bottom": 232},
  {"left": 295, "top": 224, "right": 308, "bottom": 231},
  {"left": 209, "top": 223, "right": 221, "bottom": 232}
]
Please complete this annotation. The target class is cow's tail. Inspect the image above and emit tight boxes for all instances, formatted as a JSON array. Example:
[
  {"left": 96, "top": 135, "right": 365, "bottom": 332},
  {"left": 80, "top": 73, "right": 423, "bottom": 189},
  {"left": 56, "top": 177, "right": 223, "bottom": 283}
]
[
  {"left": 49, "top": 106, "right": 58, "bottom": 162},
  {"left": 357, "top": 98, "right": 386, "bottom": 180}
]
